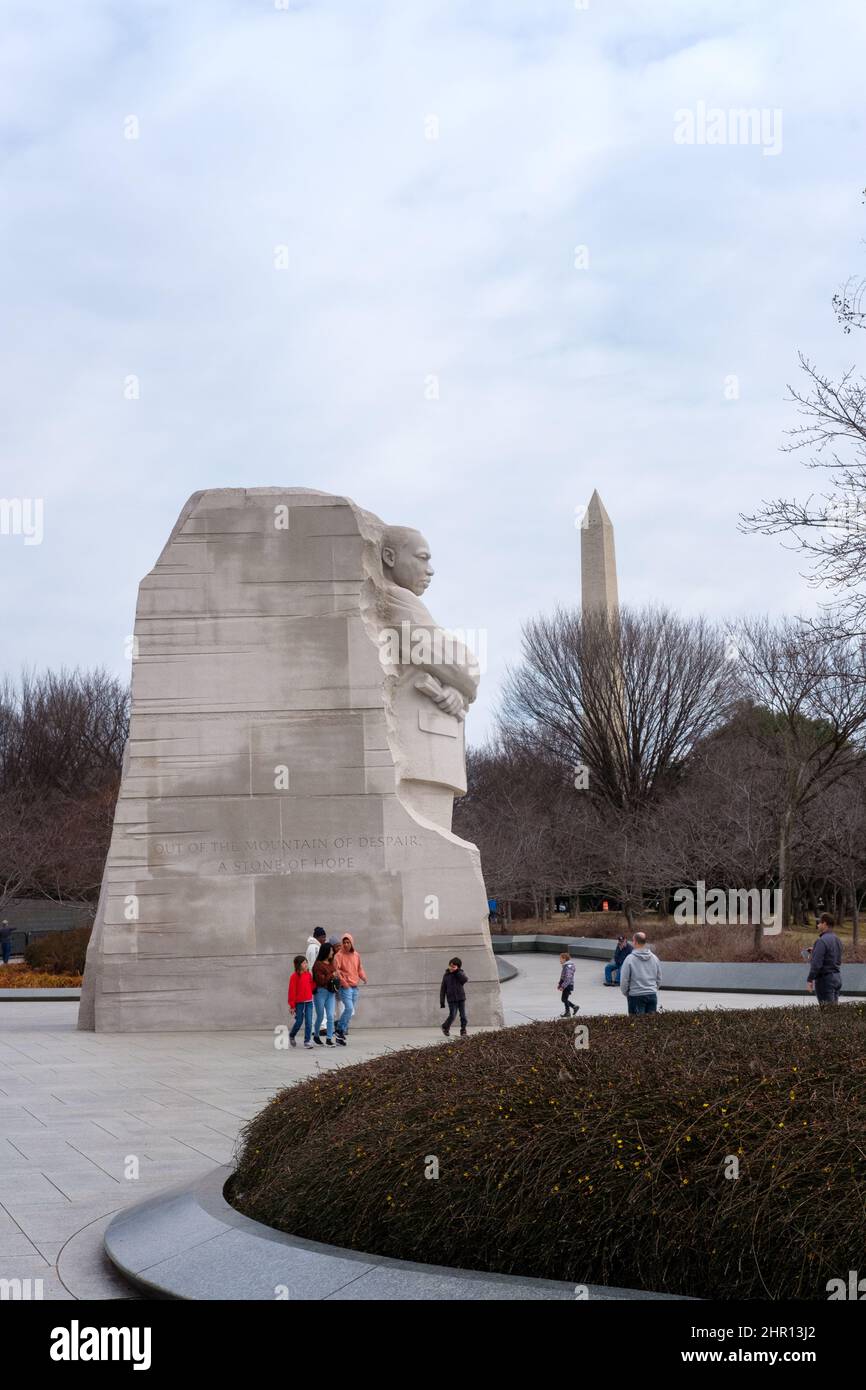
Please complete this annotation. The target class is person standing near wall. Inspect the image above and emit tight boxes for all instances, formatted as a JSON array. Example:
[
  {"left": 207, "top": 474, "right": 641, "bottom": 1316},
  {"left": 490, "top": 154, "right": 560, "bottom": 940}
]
[
  {"left": 807, "top": 913, "right": 843, "bottom": 1005},
  {"left": 619, "top": 932, "right": 662, "bottom": 1016}
]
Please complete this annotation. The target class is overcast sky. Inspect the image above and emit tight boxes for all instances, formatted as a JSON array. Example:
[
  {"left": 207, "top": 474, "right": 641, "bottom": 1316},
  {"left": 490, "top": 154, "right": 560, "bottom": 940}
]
[{"left": 2, "top": 0, "right": 865, "bottom": 738}]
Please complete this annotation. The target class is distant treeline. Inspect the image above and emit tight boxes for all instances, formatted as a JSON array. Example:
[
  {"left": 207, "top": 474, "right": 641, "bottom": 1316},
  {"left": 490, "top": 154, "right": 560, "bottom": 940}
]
[{"left": 454, "top": 607, "right": 866, "bottom": 947}]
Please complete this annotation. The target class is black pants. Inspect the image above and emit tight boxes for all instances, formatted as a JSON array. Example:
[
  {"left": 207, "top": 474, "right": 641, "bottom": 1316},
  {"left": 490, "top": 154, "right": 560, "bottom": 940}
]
[
  {"left": 561, "top": 987, "right": 578, "bottom": 1016},
  {"left": 444, "top": 1001, "right": 467, "bottom": 1031},
  {"left": 815, "top": 973, "right": 841, "bottom": 1005}
]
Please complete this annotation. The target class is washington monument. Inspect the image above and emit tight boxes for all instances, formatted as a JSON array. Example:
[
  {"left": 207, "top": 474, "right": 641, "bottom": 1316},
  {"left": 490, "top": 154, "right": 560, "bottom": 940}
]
[{"left": 580, "top": 489, "right": 619, "bottom": 614}]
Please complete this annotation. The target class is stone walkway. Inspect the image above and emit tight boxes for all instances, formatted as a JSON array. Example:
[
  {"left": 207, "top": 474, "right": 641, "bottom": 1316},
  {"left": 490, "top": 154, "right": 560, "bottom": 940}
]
[{"left": 0, "top": 958, "right": 817, "bottom": 1300}]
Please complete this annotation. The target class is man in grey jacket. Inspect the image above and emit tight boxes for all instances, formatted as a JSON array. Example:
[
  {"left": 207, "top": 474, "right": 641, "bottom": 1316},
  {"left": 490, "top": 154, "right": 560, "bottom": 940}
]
[
  {"left": 807, "top": 913, "right": 843, "bottom": 1005},
  {"left": 619, "top": 932, "right": 661, "bottom": 1015}
]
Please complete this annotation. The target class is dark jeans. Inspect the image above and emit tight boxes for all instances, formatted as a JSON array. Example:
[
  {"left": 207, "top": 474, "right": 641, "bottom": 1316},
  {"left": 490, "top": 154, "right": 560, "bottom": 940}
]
[
  {"left": 561, "top": 986, "right": 578, "bottom": 1015},
  {"left": 815, "top": 973, "right": 841, "bottom": 1005},
  {"left": 627, "top": 993, "right": 657, "bottom": 1015},
  {"left": 444, "top": 1000, "right": 467, "bottom": 1031},
  {"left": 1, "top": 942, "right": 10, "bottom": 966}
]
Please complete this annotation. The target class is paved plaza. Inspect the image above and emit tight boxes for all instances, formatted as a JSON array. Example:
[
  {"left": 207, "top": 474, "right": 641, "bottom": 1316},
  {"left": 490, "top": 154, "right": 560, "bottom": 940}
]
[{"left": 0, "top": 958, "right": 816, "bottom": 1300}]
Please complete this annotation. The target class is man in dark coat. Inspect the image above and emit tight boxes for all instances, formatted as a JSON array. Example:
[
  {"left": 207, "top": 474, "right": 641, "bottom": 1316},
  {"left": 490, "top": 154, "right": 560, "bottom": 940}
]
[
  {"left": 0, "top": 920, "right": 12, "bottom": 967},
  {"left": 604, "top": 935, "right": 632, "bottom": 986},
  {"left": 440, "top": 957, "right": 468, "bottom": 1037},
  {"left": 807, "top": 913, "right": 843, "bottom": 1005}
]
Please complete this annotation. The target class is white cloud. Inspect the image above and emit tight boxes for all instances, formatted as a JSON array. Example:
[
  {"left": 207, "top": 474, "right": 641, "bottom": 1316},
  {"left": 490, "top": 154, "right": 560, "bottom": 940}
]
[{"left": 1, "top": 0, "right": 864, "bottom": 736}]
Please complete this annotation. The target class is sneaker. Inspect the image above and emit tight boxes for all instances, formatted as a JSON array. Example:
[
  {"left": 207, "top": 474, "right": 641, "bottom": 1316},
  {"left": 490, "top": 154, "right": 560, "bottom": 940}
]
[
  {"left": 304, "top": 1041, "right": 314, "bottom": 1049},
  {"left": 289, "top": 1035, "right": 297, "bottom": 1047},
  {"left": 313, "top": 1035, "right": 323, "bottom": 1046},
  {"left": 441, "top": 1023, "right": 450, "bottom": 1036},
  {"left": 325, "top": 1038, "right": 334, "bottom": 1046},
  {"left": 459, "top": 1029, "right": 467, "bottom": 1036},
  {"left": 336, "top": 1035, "right": 347, "bottom": 1046}
]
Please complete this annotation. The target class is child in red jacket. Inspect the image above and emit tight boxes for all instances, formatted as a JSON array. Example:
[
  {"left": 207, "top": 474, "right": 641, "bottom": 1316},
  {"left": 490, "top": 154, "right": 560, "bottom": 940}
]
[{"left": 288, "top": 956, "right": 315, "bottom": 1049}]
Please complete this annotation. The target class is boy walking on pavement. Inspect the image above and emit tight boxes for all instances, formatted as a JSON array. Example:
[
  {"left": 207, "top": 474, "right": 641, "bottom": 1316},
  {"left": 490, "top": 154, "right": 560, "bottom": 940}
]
[{"left": 440, "top": 957, "right": 468, "bottom": 1036}]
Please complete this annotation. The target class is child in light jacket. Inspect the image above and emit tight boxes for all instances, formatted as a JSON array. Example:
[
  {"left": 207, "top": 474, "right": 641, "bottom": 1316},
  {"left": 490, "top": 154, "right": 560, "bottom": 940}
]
[{"left": 557, "top": 952, "right": 580, "bottom": 1017}]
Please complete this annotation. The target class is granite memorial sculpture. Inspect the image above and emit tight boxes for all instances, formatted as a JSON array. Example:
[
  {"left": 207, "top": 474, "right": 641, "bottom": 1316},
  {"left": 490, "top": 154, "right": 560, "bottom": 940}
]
[{"left": 79, "top": 488, "right": 503, "bottom": 1031}]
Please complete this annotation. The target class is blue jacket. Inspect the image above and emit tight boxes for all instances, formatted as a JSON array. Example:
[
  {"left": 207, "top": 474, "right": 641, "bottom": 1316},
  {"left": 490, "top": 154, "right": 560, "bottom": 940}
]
[{"left": 807, "top": 931, "right": 842, "bottom": 981}]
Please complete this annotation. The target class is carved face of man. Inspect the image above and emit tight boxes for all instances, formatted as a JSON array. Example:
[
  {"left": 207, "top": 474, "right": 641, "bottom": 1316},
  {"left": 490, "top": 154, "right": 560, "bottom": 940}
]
[{"left": 382, "top": 529, "right": 434, "bottom": 596}]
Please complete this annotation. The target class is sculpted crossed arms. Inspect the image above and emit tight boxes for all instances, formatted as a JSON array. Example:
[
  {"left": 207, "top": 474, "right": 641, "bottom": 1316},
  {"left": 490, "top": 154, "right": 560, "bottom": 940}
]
[{"left": 379, "top": 527, "right": 479, "bottom": 718}]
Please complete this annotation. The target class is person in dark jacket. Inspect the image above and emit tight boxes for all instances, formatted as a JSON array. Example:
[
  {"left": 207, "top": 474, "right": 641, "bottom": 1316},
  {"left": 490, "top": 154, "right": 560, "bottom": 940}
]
[
  {"left": 440, "top": 957, "right": 468, "bottom": 1036},
  {"left": 604, "top": 935, "right": 631, "bottom": 986},
  {"left": 0, "top": 920, "right": 12, "bottom": 967},
  {"left": 807, "top": 913, "right": 843, "bottom": 1005}
]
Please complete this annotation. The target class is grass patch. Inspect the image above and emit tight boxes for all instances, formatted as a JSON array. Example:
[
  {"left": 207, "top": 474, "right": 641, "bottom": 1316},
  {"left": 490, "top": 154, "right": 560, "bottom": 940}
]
[{"left": 230, "top": 1005, "right": 866, "bottom": 1300}]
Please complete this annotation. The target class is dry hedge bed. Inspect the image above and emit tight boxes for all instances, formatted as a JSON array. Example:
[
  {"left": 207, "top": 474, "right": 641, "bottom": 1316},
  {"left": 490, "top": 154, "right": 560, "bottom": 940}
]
[
  {"left": 0, "top": 963, "right": 82, "bottom": 988},
  {"left": 24, "top": 926, "right": 91, "bottom": 975},
  {"left": 523, "top": 918, "right": 866, "bottom": 963},
  {"left": 653, "top": 925, "right": 866, "bottom": 964},
  {"left": 230, "top": 1005, "right": 866, "bottom": 1300}
]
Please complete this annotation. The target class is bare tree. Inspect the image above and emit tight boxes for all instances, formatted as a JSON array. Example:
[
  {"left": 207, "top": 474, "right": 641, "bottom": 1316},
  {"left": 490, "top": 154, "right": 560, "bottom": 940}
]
[
  {"left": 809, "top": 773, "right": 866, "bottom": 948},
  {"left": 0, "top": 669, "right": 129, "bottom": 904},
  {"left": 455, "top": 738, "right": 594, "bottom": 924},
  {"left": 741, "top": 356, "right": 866, "bottom": 632},
  {"left": 742, "top": 194, "right": 866, "bottom": 632},
  {"left": 0, "top": 788, "right": 59, "bottom": 910},
  {"left": 663, "top": 719, "right": 782, "bottom": 950},
  {"left": 731, "top": 618, "right": 866, "bottom": 937},
  {"left": 0, "top": 667, "right": 128, "bottom": 795},
  {"left": 501, "top": 606, "right": 737, "bottom": 816}
]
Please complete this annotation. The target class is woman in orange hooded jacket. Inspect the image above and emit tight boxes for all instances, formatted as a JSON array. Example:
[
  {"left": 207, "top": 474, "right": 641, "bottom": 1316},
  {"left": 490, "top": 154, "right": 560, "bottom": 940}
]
[{"left": 333, "top": 933, "right": 367, "bottom": 1045}]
